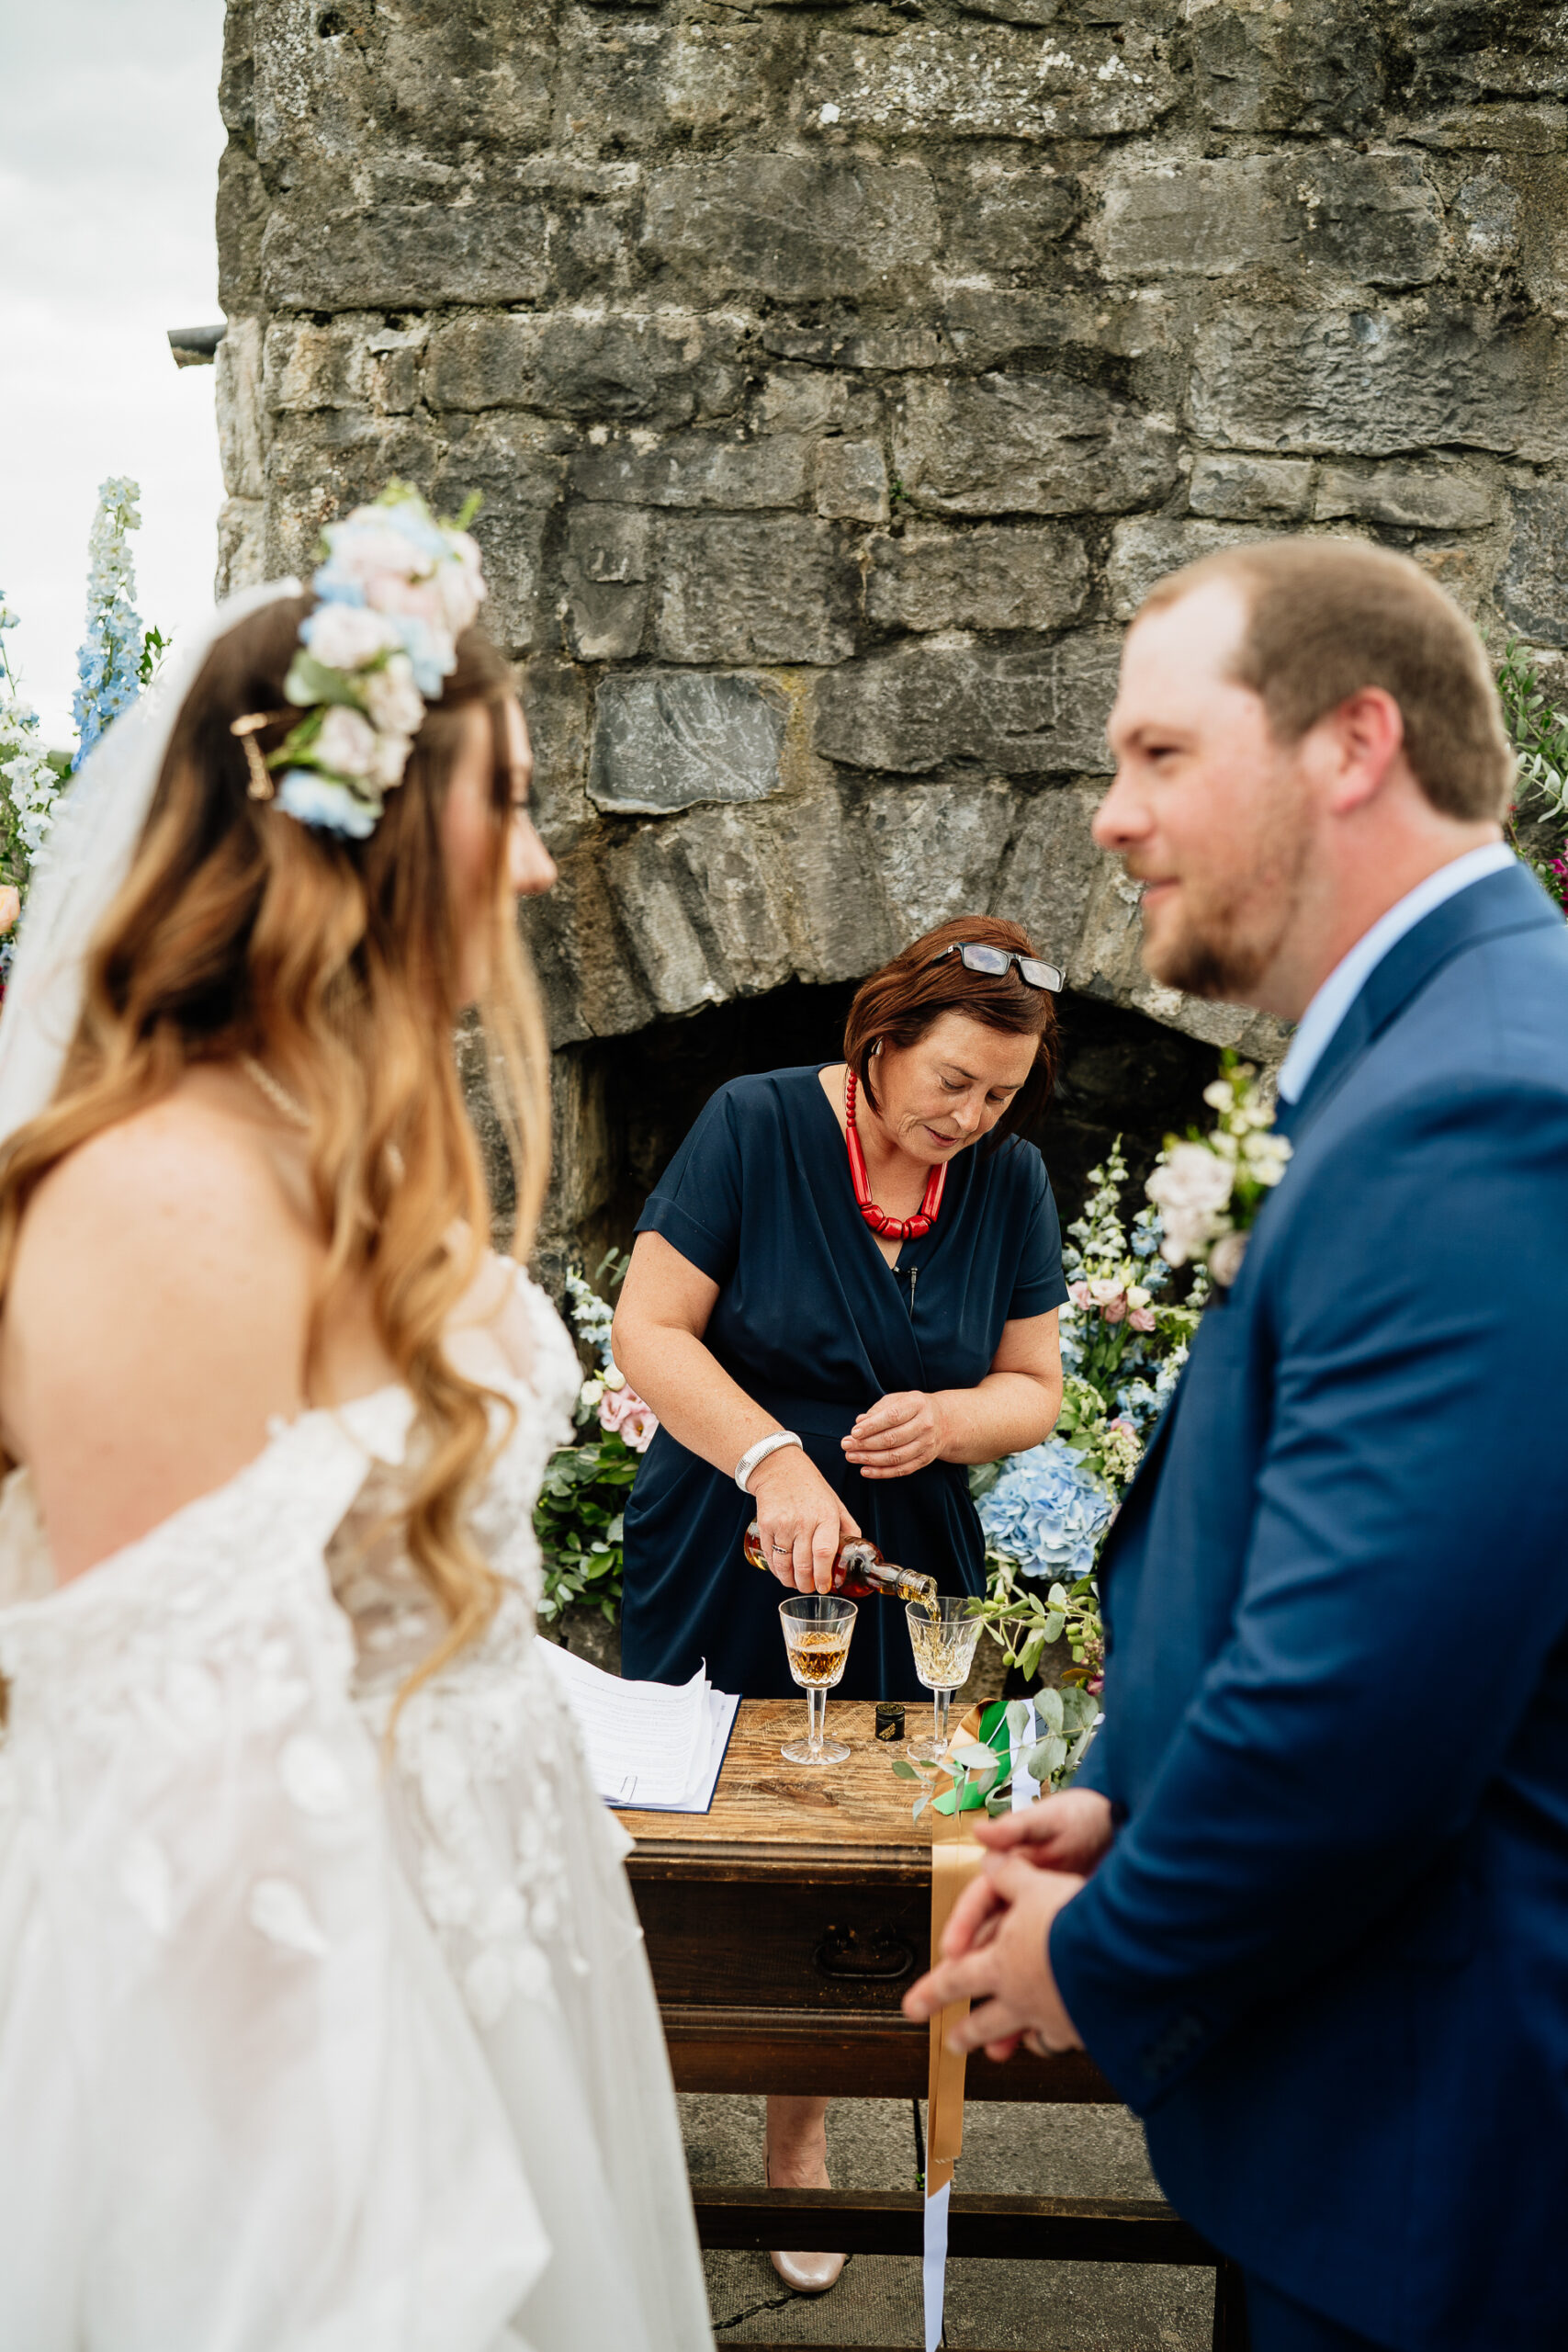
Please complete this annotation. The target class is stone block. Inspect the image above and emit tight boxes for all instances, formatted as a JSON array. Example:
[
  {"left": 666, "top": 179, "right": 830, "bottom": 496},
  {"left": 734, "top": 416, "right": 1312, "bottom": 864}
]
[
  {"left": 940, "top": 290, "right": 1075, "bottom": 370},
  {"left": 812, "top": 632, "right": 1119, "bottom": 777},
  {"left": 764, "top": 323, "right": 952, "bottom": 371},
  {"left": 642, "top": 157, "right": 940, "bottom": 302},
  {"left": 1314, "top": 461, "right": 1496, "bottom": 531},
  {"left": 893, "top": 374, "right": 1179, "bottom": 518},
  {"left": 863, "top": 526, "right": 1089, "bottom": 635},
  {"left": 215, "top": 497, "right": 266, "bottom": 599},
  {"left": 1097, "top": 152, "right": 1444, "bottom": 286},
  {"left": 938, "top": 163, "right": 1080, "bottom": 274},
  {"left": 1401, "top": 104, "right": 1568, "bottom": 154},
  {"left": 802, "top": 20, "right": 1178, "bottom": 141},
  {"left": 589, "top": 672, "right": 789, "bottom": 815},
  {"left": 1454, "top": 172, "right": 1522, "bottom": 263},
  {"left": 606, "top": 830, "right": 726, "bottom": 1018},
  {"left": 990, "top": 786, "right": 1104, "bottom": 978},
  {"left": 264, "top": 319, "right": 420, "bottom": 415},
  {"left": 216, "top": 316, "right": 267, "bottom": 502},
  {"left": 653, "top": 516, "right": 854, "bottom": 666},
  {"left": 554, "top": 13, "right": 675, "bottom": 153},
  {"left": 762, "top": 786, "right": 895, "bottom": 984},
  {"left": 427, "top": 310, "right": 744, "bottom": 425},
  {"left": 1190, "top": 306, "right": 1568, "bottom": 463},
  {"left": 862, "top": 779, "right": 1017, "bottom": 943},
  {"left": 217, "top": 143, "right": 267, "bottom": 315},
  {"left": 1190, "top": 1, "right": 1387, "bottom": 136},
  {"left": 562, "top": 506, "right": 652, "bottom": 662},
  {"left": 1107, "top": 518, "right": 1282, "bottom": 623},
  {"left": 815, "top": 440, "right": 889, "bottom": 524},
  {"left": 263, "top": 411, "right": 444, "bottom": 581},
  {"left": 1500, "top": 485, "right": 1568, "bottom": 648},
  {"left": 660, "top": 806, "right": 800, "bottom": 1000},
  {"left": 572, "top": 431, "right": 814, "bottom": 510},
  {"left": 660, "top": 16, "right": 810, "bottom": 136},
  {"left": 518, "top": 656, "right": 594, "bottom": 855},
  {"left": 262, "top": 199, "right": 548, "bottom": 310},
  {"left": 521, "top": 842, "right": 656, "bottom": 1047},
  {"left": 1189, "top": 453, "right": 1314, "bottom": 523}
]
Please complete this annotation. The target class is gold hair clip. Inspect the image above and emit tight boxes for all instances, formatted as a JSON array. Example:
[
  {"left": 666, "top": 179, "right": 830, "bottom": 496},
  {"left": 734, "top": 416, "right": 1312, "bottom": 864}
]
[{"left": 231, "top": 710, "right": 288, "bottom": 800}]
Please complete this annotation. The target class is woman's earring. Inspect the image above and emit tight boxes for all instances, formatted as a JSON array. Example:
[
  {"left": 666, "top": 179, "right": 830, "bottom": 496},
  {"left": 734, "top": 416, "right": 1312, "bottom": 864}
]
[{"left": 871, "top": 1038, "right": 883, "bottom": 1057}]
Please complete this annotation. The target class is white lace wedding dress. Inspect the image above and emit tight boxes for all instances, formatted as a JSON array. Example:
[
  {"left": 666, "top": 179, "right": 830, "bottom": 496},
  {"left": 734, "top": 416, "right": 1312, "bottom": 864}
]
[{"left": 0, "top": 1255, "right": 713, "bottom": 2352}]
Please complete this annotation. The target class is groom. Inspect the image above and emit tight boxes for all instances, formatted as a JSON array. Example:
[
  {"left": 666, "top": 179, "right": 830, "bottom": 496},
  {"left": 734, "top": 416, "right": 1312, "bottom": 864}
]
[{"left": 906, "top": 539, "right": 1568, "bottom": 2350}]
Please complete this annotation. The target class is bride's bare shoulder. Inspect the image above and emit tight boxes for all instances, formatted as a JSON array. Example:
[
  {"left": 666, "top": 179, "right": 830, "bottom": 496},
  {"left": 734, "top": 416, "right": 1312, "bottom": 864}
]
[
  {"left": 1, "top": 1087, "right": 321, "bottom": 1574},
  {"left": 14, "top": 1086, "right": 310, "bottom": 1294}
]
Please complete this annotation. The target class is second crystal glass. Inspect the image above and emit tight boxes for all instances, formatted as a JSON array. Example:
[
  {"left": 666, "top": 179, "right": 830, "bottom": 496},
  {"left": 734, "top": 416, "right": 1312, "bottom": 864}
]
[
  {"left": 904, "top": 1597, "right": 984, "bottom": 1765},
  {"left": 778, "top": 1594, "right": 857, "bottom": 1764}
]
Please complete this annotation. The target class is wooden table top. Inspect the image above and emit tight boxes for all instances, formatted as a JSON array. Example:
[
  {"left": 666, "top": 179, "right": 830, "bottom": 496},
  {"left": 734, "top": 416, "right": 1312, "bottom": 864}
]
[{"left": 620, "top": 1698, "right": 941, "bottom": 1876}]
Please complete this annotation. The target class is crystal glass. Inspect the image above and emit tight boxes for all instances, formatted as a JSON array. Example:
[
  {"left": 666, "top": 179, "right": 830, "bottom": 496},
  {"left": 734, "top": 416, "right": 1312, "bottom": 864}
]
[
  {"left": 778, "top": 1595, "right": 858, "bottom": 1765},
  {"left": 904, "top": 1597, "right": 985, "bottom": 1766}
]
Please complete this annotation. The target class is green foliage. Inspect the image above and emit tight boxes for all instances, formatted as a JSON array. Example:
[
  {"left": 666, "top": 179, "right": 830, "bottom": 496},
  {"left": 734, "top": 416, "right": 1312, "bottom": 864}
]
[
  {"left": 137, "top": 625, "right": 171, "bottom": 687},
  {"left": 533, "top": 1433, "right": 637, "bottom": 1623},
  {"left": 1497, "top": 640, "right": 1568, "bottom": 910}
]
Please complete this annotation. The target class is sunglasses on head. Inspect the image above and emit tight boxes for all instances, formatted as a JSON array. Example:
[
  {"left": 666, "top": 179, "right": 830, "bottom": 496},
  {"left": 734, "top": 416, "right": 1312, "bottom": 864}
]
[{"left": 927, "top": 941, "right": 1064, "bottom": 992}]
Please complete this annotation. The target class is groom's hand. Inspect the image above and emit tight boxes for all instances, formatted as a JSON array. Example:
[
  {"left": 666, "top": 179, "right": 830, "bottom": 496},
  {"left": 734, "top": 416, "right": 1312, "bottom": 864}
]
[{"left": 903, "top": 1854, "right": 1085, "bottom": 2062}]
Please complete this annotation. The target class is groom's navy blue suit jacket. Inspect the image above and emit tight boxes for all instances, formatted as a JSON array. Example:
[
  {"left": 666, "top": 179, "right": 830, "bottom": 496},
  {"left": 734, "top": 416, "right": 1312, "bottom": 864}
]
[{"left": 1049, "top": 862, "right": 1568, "bottom": 2350}]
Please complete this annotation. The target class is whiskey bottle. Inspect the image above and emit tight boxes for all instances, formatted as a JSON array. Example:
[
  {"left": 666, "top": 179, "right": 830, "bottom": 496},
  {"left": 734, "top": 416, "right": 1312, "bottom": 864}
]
[{"left": 743, "top": 1520, "right": 939, "bottom": 1611}]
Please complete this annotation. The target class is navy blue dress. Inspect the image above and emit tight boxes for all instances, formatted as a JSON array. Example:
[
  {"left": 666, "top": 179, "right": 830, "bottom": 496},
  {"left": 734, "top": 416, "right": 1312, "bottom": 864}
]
[{"left": 620, "top": 1066, "right": 1067, "bottom": 1701}]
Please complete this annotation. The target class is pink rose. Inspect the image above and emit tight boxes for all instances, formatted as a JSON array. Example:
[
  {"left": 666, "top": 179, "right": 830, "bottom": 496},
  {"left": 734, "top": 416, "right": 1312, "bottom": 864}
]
[
  {"left": 599, "top": 1383, "right": 659, "bottom": 1453},
  {"left": 1068, "top": 1281, "right": 1093, "bottom": 1309},
  {"left": 367, "top": 573, "right": 446, "bottom": 626},
  {"left": 1128, "top": 1306, "right": 1156, "bottom": 1332},
  {"left": 1100, "top": 1292, "right": 1128, "bottom": 1324}
]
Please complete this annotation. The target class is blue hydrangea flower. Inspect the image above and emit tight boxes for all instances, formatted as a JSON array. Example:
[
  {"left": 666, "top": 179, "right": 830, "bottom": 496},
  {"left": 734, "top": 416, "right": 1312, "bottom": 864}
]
[
  {"left": 977, "top": 1437, "right": 1114, "bottom": 1582},
  {"left": 72, "top": 479, "right": 145, "bottom": 766},
  {"left": 276, "top": 769, "right": 378, "bottom": 838}
]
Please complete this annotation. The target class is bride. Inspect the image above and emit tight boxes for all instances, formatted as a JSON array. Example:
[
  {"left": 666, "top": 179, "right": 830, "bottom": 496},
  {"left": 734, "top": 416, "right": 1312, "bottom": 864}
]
[{"left": 0, "top": 489, "right": 713, "bottom": 2350}]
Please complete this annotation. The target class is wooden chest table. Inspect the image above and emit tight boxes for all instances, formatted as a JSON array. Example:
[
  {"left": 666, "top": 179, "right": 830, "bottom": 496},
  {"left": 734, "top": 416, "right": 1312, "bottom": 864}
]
[{"left": 622, "top": 1698, "right": 1245, "bottom": 2350}]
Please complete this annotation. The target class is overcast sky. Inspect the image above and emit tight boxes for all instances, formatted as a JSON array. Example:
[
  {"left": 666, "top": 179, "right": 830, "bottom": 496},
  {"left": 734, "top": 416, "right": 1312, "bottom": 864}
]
[{"left": 1, "top": 0, "right": 228, "bottom": 744}]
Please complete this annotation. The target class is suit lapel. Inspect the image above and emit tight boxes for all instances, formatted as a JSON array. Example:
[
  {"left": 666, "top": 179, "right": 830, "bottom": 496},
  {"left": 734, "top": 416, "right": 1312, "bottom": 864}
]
[{"left": 1280, "top": 862, "right": 1556, "bottom": 1148}]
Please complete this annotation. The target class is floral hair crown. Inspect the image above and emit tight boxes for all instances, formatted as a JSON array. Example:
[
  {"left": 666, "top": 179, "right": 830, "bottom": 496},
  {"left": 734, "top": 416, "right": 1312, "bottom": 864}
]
[{"left": 231, "top": 481, "right": 486, "bottom": 840}]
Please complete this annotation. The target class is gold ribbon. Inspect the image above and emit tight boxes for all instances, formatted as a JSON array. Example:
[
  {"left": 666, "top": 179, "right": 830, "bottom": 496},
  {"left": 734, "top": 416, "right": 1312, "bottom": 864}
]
[{"left": 925, "top": 1792, "right": 985, "bottom": 2196}]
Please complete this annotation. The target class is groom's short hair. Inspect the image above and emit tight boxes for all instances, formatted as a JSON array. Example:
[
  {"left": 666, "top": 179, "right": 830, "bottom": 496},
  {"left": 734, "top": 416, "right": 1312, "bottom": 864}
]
[{"left": 1136, "top": 537, "right": 1514, "bottom": 824}]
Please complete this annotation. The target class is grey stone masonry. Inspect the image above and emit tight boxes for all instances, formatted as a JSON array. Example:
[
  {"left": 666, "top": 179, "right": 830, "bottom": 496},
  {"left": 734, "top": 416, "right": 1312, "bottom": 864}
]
[{"left": 216, "top": 0, "right": 1568, "bottom": 1251}]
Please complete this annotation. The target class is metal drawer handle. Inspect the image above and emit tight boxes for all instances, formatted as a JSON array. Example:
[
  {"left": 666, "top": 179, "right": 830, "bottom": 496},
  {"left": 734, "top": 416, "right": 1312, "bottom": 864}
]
[{"left": 813, "top": 1926, "right": 916, "bottom": 1982}]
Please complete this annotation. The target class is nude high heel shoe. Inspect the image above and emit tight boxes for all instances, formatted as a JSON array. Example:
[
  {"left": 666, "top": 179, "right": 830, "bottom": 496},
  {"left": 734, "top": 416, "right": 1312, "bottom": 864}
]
[{"left": 765, "top": 2152, "right": 846, "bottom": 2294}]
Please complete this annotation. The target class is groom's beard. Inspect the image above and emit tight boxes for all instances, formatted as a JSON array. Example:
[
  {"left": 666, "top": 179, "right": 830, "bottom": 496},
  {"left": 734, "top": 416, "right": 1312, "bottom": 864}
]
[{"left": 1138, "top": 789, "right": 1314, "bottom": 1002}]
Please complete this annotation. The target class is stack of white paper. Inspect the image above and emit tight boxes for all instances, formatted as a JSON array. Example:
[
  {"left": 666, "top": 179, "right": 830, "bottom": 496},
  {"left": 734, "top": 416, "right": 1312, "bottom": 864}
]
[{"left": 540, "top": 1641, "right": 740, "bottom": 1814}]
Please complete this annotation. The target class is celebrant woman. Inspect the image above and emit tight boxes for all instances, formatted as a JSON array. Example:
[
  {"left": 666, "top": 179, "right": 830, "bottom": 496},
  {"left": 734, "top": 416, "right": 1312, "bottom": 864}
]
[{"left": 612, "top": 914, "right": 1067, "bottom": 2292}]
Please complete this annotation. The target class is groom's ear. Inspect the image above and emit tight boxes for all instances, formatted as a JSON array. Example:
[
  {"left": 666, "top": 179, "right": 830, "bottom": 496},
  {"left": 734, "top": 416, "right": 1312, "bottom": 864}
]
[{"left": 1313, "top": 687, "right": 1406, "bottom": 817}]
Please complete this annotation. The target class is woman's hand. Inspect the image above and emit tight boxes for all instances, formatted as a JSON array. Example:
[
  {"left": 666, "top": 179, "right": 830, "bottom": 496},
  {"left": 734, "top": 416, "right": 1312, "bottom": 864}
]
[
  {"left": 750, "top": 1447, "right": 861, "bottom": 1594},
  {"left": 841, "top": 1390, "right": 948, "bottom": 1479}
]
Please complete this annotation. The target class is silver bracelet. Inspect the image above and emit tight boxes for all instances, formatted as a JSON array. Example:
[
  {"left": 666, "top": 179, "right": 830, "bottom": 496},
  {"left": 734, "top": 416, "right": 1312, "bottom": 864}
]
[{"left": 734, "top": 1430, "right": 803, "bottom": 1495}]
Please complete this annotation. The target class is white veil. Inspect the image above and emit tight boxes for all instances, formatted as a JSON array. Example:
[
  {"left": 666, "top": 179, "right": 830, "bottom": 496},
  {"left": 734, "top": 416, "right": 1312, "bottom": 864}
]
[{"left": 0, "top": 578, "right": 300, "bottom": 1152}]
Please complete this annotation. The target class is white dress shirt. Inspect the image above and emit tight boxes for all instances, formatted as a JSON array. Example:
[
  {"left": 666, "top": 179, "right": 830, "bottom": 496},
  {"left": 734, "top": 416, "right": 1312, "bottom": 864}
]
[{"left": 1275, "top": 842, "right": 1517, "bottom": 1104}]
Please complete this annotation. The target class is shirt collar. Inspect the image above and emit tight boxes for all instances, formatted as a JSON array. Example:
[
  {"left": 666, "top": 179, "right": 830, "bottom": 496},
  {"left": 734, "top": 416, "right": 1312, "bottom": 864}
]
[{"left": 1276, "top": 842, "right": 1517, "bottom": 1104}]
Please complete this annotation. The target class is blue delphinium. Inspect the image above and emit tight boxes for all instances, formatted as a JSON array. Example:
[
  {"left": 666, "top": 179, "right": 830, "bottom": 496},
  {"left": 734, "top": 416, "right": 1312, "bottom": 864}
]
[
  {"left": 977, "top": 1437, "right": 1114, "bottom": 1582},
  {"left": 73, "top": 478, "right": 146, "bottom": 766}
]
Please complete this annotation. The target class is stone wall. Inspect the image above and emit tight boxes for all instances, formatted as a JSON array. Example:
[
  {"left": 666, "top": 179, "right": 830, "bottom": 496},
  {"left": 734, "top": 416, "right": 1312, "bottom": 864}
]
[{"left": 214, "top": 0, "right": 1568, "bottom": 1258}]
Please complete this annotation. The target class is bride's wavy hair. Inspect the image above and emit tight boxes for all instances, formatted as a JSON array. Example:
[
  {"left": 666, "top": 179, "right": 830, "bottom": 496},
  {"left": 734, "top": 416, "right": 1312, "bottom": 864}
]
[{"left": 0, "top": 592, "right": 550, "bottom": 1698}]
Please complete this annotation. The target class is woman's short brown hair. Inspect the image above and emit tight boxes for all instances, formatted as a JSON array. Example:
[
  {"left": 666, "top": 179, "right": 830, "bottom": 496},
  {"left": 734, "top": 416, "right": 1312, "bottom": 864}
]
[
  {"left": 1139, "top": 537, "right": 1514, "bottom": 822},
  {"left": 843, "top": 915, "right": 1059, "bottom": 1150}
]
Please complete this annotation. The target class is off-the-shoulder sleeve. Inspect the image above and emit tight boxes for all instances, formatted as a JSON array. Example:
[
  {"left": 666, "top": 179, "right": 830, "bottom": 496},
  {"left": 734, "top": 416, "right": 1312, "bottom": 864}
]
[
  {"left": 0, "top": 1413, "right": 547, "bottom": 2351},
  {"left": 635, "top": 1084, "right": 745, "bottom": 1286},
  {"left": 1006, "top": 1147, "right": 1069, "bottom": 1319}
]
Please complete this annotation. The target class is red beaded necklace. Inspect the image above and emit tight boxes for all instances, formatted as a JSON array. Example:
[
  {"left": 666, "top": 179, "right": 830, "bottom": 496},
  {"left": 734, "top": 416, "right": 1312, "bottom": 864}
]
[{"left": 844, "top": 1068, "right": 947, "bottom": 1241}]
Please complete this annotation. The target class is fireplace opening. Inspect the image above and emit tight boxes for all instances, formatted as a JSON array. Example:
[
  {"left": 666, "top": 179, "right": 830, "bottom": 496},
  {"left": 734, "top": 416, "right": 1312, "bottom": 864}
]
[{"left": 552, "top": 978, "right": 1223, "bottom": 1283}]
